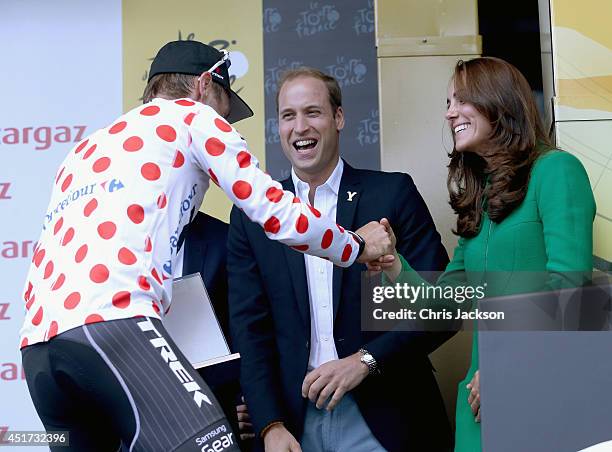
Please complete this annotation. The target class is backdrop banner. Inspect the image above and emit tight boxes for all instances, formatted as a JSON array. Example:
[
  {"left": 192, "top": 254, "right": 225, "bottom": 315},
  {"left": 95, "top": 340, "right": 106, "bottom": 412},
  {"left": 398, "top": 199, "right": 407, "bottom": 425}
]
[
  {"left": 0, "top": 0, "right": 123, "bottom": 446},
  {"left": 262, "top": 0, "right": 380, "bottom": 180}
]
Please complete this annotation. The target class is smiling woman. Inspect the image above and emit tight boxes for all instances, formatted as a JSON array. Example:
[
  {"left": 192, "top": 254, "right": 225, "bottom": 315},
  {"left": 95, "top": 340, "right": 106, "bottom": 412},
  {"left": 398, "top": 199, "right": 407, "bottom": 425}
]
[{"left": 377, "top": 57, "right": 596, "bottom": 452}]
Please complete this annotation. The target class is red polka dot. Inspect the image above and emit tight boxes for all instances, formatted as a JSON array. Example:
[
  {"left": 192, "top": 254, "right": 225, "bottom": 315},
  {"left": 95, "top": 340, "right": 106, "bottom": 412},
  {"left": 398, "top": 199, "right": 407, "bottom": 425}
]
[
  {"left": 109, "top": 121, "right": 127, "bottom": 134},
  {"left": 51, "top": 273, "right": 65, "bottom": 291},
  {"left": 176, "top": 99, "right": 195, "bottom": 106},
  {"left": 123, "top": 136, "right": 143, "bottom": 152},
  {"left": 85, "top": 314, "right": 104, "bottom": 324},
  {"left": 208, "top": 169, "right": 219, "bottom": 186},
  {"left": 232, "top": 181, "right": 252, "bottom": 200},
  {"left": 75, "top": 244, "right": 88, "bottom": 263},
  {"left": 47, "top": 321, "right": 59, "bottom": 339},
  {"left": 292, "top": 245, "right": 309, "bottom": 251},
  {"left": 152, "top": 301, "right": 161, "bottom": 314},
  {"left": 236, "top": 151, "right": 251, "bottom": 168},
  {"left": 53, "top": 217, "right": 64, "bottom": 235},
  {"left": 156, "top": 125, "right": 177, "bottom": 142},
  {"left": 173, "top": 150, "right": 185, "bottom": 168},
  {"left": 33, "top": 249, "right": 45, "bottom": 267},
  {"left": 293, "top": 197, "right": 301, "bottom": 204},
  {"left": 205, "top": 137, "right": 225, "bottom": 156},
  {"left": 112, "top": 291, "right": 131, "bottom": 309},
  {"left": 296, "top": 215, "right": 309, "bottom": 234},
  {"left": 140, "top": 105, "right": 160, "bottom": 116},
  {"left": 64, "top": 292, "right": 81, "bottom": 309},
  {"left": 144, "top": 236, "right": 152, "bottom": 252},
  {"left": 264, "top": 216, "right": 281, "bottom": 234},
  {"left": 93, "top": 157, "right": 111, "bottom": 173},
  {"left": 266, "top": 187, "right": 283, "bottom": 203},
  {"left": 341, "top": 244, "right": 353, "bottom": 262},
  {"left": 82, "top": 144, "right": 97, "bottom": 160},
  {"left": 308, "top": 205, "right": 321, "bottom": 218},
  {"left": 61, "top": 174, "right": 73, "bottom": 193},
  {"left": 43, "top": 261, "right": 54, "bottom": 279},
  {"left": 141, "top": 162, "right": 161, "bottom": 181},
  {"left": 90, "top": 264, "right": 109, "bottom": 283},
  {"left": 157, "top": 193, "right": 167, "bottom": 209},
  {"left": 74, "top": 139, "right": 89, "bottom": 154},
  {"left": 215, "top": 118, "right": 232, "bottom": 132},
  {"left": 151, "top": 268, "right": 162, "bottom": 285},
  {"left": 55, "top": 167, "right": 65, "bottom": 184},
  {"left": 321, "top": 229, "right": 334, "bottom": 249},
  {"left": 24, "top": 282, "right": 33, "bottom": 301},
  {"left": 26, "top": 294, "right": 36, "bottom": 311},
  {"left": 84, "top": 198, "right": 98, "bottom": 217},
  {"left": 62, "top": 227, "right": 75, "bottom": 246},
  {"left": 20, "top": 337, "right": 28, "bottom": 348},
  {"left": 184, "top": 112, "right": 196, "bottom": 125},
  {"left": 337, "top": 224, "right": 345, "bottom": 233},
  {"left": 31, "top": 307, "right": 43, "bottom": 325},
  {"left": 127, "top": 204, "right": 145, "bottom": 224},
  {"left": 97, "top": 221, "right": 116, "bottom": 239},
  {"left": 118, "top": 247, "right": 137, "bottom": 265},
  {"left": 138, "top": 275, "right": 151, "bottom": 291}
]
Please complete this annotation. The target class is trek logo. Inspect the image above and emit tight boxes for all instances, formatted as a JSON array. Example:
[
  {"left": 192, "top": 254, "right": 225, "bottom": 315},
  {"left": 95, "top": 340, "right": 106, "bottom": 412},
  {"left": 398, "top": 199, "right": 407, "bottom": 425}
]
[
  {"left": 0, "top": 183, "right": 11, "bottom": 200},
  {"left": 0, "top": 303, "right": 10, "bottom": 320},
  {"left": 137, "top": 318, "right": 212, "bottom": 408},
  {"left": 0, "top": 125, "right": 86, "bottom": 151}
]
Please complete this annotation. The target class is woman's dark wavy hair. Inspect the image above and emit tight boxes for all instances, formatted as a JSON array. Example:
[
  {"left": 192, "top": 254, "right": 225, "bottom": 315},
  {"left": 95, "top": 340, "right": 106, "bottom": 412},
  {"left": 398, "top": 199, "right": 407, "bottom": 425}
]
[{"left": 447, "top": 57, "right": 552, "bottom": 237}]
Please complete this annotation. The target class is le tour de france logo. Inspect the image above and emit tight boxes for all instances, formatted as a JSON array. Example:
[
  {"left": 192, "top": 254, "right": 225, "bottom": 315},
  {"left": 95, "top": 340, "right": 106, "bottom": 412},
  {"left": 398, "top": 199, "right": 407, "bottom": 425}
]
[
  {"left": 263, "top": 7, "right": 282, "bottom": 33},
  {"left": 140, "top": 31, "right": 249, "bottom": 101},
  {"left": 264, "top": 58, "right": 304, "bottom": 96},
  {"left": 326, "top": 56, "right": 367, "bottom": 88},
  {"left": 357, "top": 109, "right": 379, "bottom": 146},
  {"left": 353, "top": 0, "right": 375, "bottom": 35},
  {"left": 265, "top": 118, "right": 280, "bottom": 145},
  {"left": 296, "top": 2, "right": 340, "bottom": 38}
]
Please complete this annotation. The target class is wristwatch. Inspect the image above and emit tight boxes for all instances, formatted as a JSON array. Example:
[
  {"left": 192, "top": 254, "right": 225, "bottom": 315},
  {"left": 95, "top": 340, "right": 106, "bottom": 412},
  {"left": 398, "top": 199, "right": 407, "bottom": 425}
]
[
  {"left": 350, "top": 232, "right": 366, "bottom": 259},
  {"left": 358, "top": 348, "right": 380, "bottom": 375}
]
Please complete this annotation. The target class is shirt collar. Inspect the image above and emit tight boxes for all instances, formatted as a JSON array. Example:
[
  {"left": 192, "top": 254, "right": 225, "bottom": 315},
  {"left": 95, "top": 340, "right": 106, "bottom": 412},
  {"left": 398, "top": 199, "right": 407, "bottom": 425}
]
[{"left": 291, "top": 158, "right": 344, "bottom": 199}]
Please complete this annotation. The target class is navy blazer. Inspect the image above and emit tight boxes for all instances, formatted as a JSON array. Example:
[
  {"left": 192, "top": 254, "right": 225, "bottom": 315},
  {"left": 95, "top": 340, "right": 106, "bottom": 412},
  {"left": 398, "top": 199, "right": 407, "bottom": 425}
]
[
  {"left": 228, "top": 163, "right": 453, "bottom": 451},
  {"left": 182, "top": 211, "right": 230, "bottom": 340}
]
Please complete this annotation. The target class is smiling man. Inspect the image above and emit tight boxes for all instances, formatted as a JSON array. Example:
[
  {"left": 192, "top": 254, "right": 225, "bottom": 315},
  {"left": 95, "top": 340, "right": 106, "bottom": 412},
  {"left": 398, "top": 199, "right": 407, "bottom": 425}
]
[{"left": 228, "top": 68, "right": 453, "bottom": 452}]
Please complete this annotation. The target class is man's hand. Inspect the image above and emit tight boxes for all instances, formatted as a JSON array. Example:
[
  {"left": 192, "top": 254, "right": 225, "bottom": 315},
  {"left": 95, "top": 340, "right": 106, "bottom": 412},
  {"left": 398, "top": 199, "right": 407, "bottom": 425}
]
[
  {"left": 301, "top": 353, "right": 369, "bottom": 411},
  {"left": 263, "top": 424, "right": 301, "bottom": 452},
  {"left": 365, "top": 218, "right": 402, "bottom": 281},
  {"left": 467, "top": 370, "right": 481, "bottom": 423},
  {"left": 355, "top": 220, "right": 394, "bottom": 263},
  {"left": 236, "top": 399, "right": 255, "bottom": 442}
]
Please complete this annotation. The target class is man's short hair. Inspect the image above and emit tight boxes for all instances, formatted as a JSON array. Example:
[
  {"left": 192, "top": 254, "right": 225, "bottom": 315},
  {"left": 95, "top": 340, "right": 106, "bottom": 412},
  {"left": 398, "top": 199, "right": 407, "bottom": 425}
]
[
  {"left": 275, "top": 67, "right": 342, "bottom": 113},
  {"left": 142, "top": 73, "right": 197, "bottom": 104}
]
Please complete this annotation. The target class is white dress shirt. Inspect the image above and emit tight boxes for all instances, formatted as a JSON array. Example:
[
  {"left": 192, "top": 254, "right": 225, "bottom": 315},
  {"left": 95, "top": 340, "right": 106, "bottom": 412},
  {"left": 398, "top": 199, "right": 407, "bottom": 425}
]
[{"left": 292, "top": 159, "right": 344, "bottom": 370}]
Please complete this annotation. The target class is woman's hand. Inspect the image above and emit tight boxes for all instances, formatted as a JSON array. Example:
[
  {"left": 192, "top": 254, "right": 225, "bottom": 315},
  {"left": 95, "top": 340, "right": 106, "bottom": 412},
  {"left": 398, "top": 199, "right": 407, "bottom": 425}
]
[{"left": 467, "top": 370, "right": 481, "bottom": 422}]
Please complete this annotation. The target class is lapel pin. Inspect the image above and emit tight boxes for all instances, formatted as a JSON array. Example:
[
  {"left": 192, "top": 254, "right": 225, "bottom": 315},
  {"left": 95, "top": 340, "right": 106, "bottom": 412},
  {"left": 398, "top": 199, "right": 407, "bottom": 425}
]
[{"left": 347, "top": 191, "right": 357, "bottom": 202}]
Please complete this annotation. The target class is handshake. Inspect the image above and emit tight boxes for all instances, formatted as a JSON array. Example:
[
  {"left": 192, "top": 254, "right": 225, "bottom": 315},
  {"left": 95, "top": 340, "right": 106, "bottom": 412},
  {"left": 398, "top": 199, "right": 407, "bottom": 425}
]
[{"left": 354, "top": 218, "right": 399, "bottom": 271}]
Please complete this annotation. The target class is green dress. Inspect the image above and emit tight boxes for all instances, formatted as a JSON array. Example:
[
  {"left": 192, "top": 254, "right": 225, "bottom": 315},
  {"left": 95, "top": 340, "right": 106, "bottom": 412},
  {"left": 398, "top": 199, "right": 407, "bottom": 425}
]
[{"left": 394, "top": 150, "right": 595, "bottom": 451}]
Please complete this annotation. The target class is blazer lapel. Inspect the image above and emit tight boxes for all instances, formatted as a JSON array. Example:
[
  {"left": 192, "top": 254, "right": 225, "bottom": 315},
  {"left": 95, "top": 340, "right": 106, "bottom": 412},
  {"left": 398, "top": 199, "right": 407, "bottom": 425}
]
[
  {"left": 333, "top": 162, "right": 361, "bottom": 319},
  {"left": 280, "top": 177, "right": 311, "bottom": 333}
]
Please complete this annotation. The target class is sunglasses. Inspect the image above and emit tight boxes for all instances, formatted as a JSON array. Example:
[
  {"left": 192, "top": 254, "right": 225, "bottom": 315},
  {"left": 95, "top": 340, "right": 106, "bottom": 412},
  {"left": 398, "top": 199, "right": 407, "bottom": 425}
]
[{"left": 207, "top": 49, "right": 231, "bottom": 73}]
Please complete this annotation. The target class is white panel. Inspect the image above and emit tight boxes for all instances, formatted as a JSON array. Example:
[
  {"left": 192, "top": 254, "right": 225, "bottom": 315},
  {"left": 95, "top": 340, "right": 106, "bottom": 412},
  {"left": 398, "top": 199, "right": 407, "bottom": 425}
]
[{"left": 0, "top": 0, "right": 123, "bottom": 442}]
